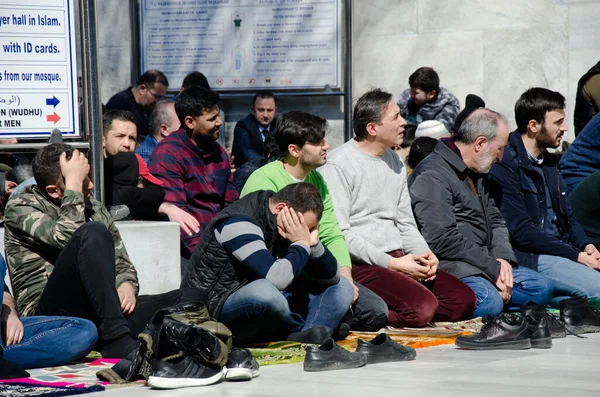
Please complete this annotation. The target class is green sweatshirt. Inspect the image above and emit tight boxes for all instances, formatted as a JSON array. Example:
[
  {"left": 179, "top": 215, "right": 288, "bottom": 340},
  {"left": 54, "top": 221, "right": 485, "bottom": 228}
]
[{"left": 241, "top": 161, "right": 351, "bottom": 268}]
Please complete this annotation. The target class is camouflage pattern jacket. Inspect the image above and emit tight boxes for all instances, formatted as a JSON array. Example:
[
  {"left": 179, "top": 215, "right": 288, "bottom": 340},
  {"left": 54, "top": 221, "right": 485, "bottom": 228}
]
[{"left": 4, "top": 185, "right": 139, "bottom": 316}]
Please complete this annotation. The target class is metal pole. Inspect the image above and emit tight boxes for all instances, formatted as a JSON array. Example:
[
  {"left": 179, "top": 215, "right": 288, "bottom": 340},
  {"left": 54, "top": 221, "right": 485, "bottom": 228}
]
[
  {"left": 343, "top": 0, "right": 353, "bottom": 142},
  {"left": 80, "top": 0, "right": 104, "bottom": 202}
]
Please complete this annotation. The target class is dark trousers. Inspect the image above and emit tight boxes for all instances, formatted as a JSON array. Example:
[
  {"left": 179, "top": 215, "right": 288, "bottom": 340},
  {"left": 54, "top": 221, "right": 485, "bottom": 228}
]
[
  {"left": 35, "top": 222, "right": 203, "bottom": 341},
  {"left": 352, "top": 250, "right": 476, "bottom": 327}
]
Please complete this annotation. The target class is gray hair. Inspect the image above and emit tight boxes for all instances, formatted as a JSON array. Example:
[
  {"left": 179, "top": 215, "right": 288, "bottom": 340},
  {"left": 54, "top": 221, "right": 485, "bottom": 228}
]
[
  {"left": 455, "top": 108, "right": 507, "bottom": 144},
  {"left": 149, "top": 99, "right": 175, "bottom": 137}
]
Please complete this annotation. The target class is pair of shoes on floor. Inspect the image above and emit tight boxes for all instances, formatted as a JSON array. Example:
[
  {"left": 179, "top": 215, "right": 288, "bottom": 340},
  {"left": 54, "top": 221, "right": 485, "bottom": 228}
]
[
  {"left": 149, "top": 347, "right": 260, "bottom": 388},
  {"left": 455, "top": 300, "right": 558, "bottom": 351},
  {"left": 454, "top": 298, "right": 599, "bottom": 351},
  {"left": 304, "top": 333, "right": 416, "bottom": 372}
]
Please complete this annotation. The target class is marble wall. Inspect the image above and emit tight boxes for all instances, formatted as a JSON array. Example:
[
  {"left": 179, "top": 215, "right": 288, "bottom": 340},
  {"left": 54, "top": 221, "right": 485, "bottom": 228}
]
[
  {"left": 96, "top": 0, "right": 600, "bottom": 145},
  {"left": 353, "top": 0, "right": 600, "bottom": 142}
]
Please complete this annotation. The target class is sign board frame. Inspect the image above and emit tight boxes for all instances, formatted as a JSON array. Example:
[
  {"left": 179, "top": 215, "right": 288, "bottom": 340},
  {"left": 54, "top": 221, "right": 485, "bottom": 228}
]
[{"left": 135, "top": 0, "right": 345, "bottom": 94}]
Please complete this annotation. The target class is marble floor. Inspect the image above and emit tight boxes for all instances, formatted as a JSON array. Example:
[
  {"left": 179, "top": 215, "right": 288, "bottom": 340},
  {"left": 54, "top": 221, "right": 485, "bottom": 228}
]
[{"left": 95, "top": 333, "right": 600, "bottom": 397}]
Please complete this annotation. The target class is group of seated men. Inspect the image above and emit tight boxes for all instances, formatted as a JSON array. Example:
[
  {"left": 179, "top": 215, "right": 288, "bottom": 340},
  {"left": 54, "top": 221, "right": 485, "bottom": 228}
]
[{"left": 2, "top": 66, "right": 600, "bottom": 377}]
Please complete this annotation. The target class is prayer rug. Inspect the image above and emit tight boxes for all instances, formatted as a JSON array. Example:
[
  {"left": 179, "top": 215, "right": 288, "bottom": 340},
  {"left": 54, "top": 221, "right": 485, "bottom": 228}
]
[
  {"left": 0, "top": 358, "right": 119, "bottom": 389},
  {"left": 0, "top": 382, "right": 104, "bottom": 396}
]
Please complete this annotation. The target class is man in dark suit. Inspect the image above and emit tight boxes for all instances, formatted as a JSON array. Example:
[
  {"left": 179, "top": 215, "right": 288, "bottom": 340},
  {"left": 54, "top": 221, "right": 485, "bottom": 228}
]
[{"left": 232, "top": 91, "right": 277, "bottom": 167}]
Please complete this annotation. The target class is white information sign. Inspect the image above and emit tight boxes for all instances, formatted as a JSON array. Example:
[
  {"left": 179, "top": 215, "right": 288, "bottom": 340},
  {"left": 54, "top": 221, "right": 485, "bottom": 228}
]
[
  {"left": 140, "top": 0, "right": 341, "bottom": 91},
  {"left": 0, "top": 0, "right": 80, "bottom": 138}
]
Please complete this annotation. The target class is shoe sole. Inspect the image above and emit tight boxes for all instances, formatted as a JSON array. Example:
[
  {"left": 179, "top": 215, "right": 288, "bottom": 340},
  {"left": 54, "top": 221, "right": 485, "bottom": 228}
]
[
  {"left": 565, "top": 324, "right": 600, "bottom": 335},
  {"left": 304, "top": 356, "right": 367, "bottom": 372},
  {"left": 224, "top": 368, "right": 260, "bottom": 381},
  {"left": 455, "top": 338, "right": 531, "bottom": 350},
  {"left": 361, "top": 352, "right": 417, "bottom": 364},
  {"left": 530, "top": 337, "right": 552, "bottom": 349},
  {"left": 148, "top": 368, "right": 226, "bottom": 389}
]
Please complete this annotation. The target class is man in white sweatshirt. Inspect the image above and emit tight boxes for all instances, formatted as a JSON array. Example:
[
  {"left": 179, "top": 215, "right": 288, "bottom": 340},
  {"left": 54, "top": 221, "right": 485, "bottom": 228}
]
[{"left": 319, "top": 88, "right": 476, "bottom": 327}]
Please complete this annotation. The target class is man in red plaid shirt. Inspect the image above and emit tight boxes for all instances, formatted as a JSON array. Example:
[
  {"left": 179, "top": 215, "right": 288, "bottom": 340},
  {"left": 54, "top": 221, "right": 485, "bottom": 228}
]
[{"left": 149, "top": 86, "right": 239, "bottom": 258}]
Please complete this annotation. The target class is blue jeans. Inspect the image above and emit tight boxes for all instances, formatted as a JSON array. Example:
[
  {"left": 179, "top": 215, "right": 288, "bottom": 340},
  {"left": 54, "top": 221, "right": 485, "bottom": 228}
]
[
  {"left": 1, "top": 254, "right": 98, "bottom": 369},
  {"left": 462, "top": 266, "right": 553, "bottom": 318},
  {"left": 219, "top": 277, "right": 354, "bottom": 345},
  {"left": 2, "top": 316, "right": 98, "bottom": 369},
  {"left": 537, "top": 254, "right": 600, "bottom": 308}
]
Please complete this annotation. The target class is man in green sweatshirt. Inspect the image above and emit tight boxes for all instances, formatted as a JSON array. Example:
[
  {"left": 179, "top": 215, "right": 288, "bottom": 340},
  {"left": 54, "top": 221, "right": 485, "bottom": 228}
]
[{"left": 241, "top": 111, "right": 388, "bottom": 331}]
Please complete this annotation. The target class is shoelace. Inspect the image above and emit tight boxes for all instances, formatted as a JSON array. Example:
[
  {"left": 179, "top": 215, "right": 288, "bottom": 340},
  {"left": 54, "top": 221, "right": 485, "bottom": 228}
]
[{"left": 545, "top": 312, "right": 585, "bottom": 339}]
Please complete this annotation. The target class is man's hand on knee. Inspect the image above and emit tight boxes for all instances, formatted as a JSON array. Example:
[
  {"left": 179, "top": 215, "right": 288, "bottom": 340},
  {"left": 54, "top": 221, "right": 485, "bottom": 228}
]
[{"left": 117, "top": 282, "right": 137, "bottom": 315}]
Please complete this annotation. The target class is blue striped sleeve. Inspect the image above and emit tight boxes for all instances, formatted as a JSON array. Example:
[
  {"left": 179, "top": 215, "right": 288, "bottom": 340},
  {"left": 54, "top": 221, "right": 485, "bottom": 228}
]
[{"left": 215, "top": 215, "right": 310, "bottom": 290}]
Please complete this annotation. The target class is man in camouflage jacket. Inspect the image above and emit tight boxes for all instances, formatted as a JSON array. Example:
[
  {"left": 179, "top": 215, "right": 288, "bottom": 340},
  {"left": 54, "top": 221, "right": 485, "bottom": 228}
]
[{"left": 4, "top": 143, "right": 202, "bottom": 358}]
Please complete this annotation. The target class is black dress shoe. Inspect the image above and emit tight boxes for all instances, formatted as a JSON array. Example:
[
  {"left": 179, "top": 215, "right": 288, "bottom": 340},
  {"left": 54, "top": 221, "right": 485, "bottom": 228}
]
[
  {"left": 520, "top": 302, "right": 552, "bottom": 348},
  {"left": 355, "top": 333, "right": 416, "bottom": 364},
  {"left": 560, "top": 297, "right": 600, "bottom": 334},
  {"left": 455, "top": 313, "right": 531, "bottom": 350},
  {"left": 304, "top": 339, "right": 367, "bottom": 372},
  {"left": 287, "top": 326, "right": 332, "bottom": 344}
]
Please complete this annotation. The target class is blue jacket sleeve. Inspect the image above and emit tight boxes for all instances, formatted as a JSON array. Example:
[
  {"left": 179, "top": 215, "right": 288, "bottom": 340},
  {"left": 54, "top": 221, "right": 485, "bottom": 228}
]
[{"left": 489, "top": 161, "right": 581, "bottom": 262}]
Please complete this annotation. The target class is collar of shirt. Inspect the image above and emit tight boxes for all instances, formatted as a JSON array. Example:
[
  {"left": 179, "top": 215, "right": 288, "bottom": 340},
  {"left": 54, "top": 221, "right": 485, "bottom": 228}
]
[
  {"left": 175, "top": 129, "right": 222, "bottom": 159},
  {"left": 525, "top": 148, "right": 544, "bottom": 165}
]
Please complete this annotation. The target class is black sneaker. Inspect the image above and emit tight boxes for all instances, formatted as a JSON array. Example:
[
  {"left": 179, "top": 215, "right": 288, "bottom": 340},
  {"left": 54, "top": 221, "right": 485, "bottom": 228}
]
[
  {"left": 148, "top": 356, "right": 225, "bottom": 389},
  {"left": 560, "top": 297, "right": 600, "bottom": 334},
  {"left": 455, "top": 313, "right": 531, "bottom": 350},
  {"left": 304, "top": 339, "right": 367, "bottom": 372},
  {"left": 520, "top": 302, "right": 552, "bottom": 348},
  {"left": 224, "top": 348, "right": 259, "bottom": 381},
  {"left": 355, "top": 333, "right": 417, "bottom": 364},
  {"left": 287, "top": 326, "right": 332, "bottom": 345}
]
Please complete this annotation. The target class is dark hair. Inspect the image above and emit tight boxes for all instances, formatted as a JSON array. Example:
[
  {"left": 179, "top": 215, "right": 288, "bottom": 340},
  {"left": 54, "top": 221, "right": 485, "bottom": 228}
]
[
  {"left": 32, "top": 143, "right": 75, "bottom": 191},
  {"left": 263, "top": 136, "right": 281, "bottom": 159},
  {"left": 406, "top": 137, "right": 438, "bottom": 170},
  {"left": 408, "top": 67, "right": 440, "bottom": 93},
  {"left": 399, "top": 124, "right": 417, "bottom": 149},
  {"left": 6, "top": 165, "right": 33, "bottom": 185},
  {"left": 136, "top": 69, "right": 169, "bottom": 88},
  {"left": 252, "top": 90, "right": 276, "bottom": 107},
  {"left": 175, "top": 86, "right": 220, "bottom": 126},
  {"left": 149, "top": 99, "right": 176, "bottom": 137},
  {"left": 102, "top": 109, "right": 137, "bottom": 137},
  {"left": 271, "top": 182, "right": 324, "bottom": 220},
  {"left": 515, "top": 87, "right": 565, "bottom": 133},
  {"left": 274, "top": 111, "right": 327, "bottom": 156},
  {"left": 455, "top": 108, "right": 506, "bottom": 145},
  {"left": 181, "top": 71, "right": 210, "bottom": 91},
  {"left": 353, "top": 88, "right": 392, "bottom": 141}
]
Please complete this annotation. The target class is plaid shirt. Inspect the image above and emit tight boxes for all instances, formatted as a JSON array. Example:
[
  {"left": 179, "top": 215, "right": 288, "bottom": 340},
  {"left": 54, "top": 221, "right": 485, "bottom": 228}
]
[{"left": 148, "top": 129, "right": 239, "bottom": 255}]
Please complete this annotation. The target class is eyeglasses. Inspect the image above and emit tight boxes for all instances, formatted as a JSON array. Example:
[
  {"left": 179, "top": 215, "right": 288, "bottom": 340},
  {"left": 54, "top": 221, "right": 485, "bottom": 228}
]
[{"left": 148, "top": 90, "right": 164, "bottom": 100}]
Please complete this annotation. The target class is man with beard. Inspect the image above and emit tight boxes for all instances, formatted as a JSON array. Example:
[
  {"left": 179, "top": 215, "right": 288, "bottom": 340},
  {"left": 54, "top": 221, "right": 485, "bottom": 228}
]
[
  {"left": 106, "top": 70, "right": 169, "bottom": 140},
  {"left": 241, "top": 111, "right": 388, "bottom": 332},
  {"left": 182, "top": 183, "right": 353, "bottom": 345},
  {"left": 149, "top": 86, "right": 238, "bottom": 257},
  {"left": 489, "top": 88, "right": 600, "bottom": 308},
  {"left": 408, "top": 108, "right": 552, "bottom": 318},
  {"left": 4, "top": 144, "right": 203, "bottom": 358}
]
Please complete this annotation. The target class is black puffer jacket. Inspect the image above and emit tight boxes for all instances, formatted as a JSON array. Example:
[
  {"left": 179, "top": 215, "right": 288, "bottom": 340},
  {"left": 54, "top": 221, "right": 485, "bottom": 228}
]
[{"left": 181, "top": 190, "right": 279, "bottom": 317}]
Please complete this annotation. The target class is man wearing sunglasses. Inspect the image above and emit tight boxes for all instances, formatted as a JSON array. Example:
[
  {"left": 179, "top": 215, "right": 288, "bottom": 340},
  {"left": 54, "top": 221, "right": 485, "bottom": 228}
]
[{"left": 106, "top": 69, "right": 169, "bottom": 141}]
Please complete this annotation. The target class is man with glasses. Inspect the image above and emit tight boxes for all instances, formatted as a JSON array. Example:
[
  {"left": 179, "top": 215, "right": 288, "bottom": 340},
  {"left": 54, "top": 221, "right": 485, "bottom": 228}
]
[{"left": 106, "top": 69, "right": 169, "bottom": 141}]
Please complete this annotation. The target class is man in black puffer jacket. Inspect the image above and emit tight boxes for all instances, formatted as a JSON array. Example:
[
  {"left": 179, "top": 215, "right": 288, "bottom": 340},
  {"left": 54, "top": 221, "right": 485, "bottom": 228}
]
[{"left": 182, "top": 183, "right": 354, "bottom": 346}]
